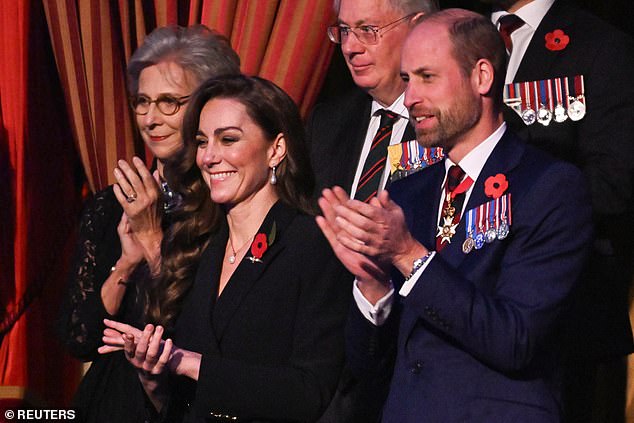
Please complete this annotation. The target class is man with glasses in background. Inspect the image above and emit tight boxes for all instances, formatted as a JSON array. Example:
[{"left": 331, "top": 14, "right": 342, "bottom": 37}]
[
  {"left": 307, "top": 0, "right": 438, "bottom": 202},
  {"left": 308, "top": 2, "right": 438, "bottom": 421}
]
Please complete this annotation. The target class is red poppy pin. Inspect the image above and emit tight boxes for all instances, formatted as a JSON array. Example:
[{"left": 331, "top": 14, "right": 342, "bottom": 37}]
[
  {"left": 484, "top": 174, "right": 509, "bottom": 199},
  {"left": 545, "top": 29, "right": 569, "bottom": 51},
  {"left": 247, "top": 222, "right": 277, "bottom": 263}
]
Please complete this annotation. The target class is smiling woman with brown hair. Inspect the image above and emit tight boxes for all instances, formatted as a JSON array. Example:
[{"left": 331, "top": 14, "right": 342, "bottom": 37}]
[{"left": 101, "top": 75, "right": 351, "bottom": 422}]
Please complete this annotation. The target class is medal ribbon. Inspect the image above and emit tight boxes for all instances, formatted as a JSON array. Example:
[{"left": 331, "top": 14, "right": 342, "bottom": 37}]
[
  {"left": 574, "top": 75, "right": 585, "bottom": 104},
  {"left": 547, "top": 78, "right": 554, "bottom": 110},
  {"left": 554, "top": 78, "right": 564, "bottom": 106},
  {"left": 539, "top": 80, "right": 548, "bottom": 109},
  {"left": 400, "top": 142, "right": 409, "bottom": 170},
  {"left": 488, "top": 200, "right": 495, "bottom": 231},
  {"left": 478, "top": 203, "right": 485, "bottom": 234},
  {"left": 465, "top": 207, "right": 476, "bottom": 238},
  {"left": 564, "top": 77, "right": 571, "bottom": 108},
  {"left": 523, "top": 81, "right": 532, "bottom": 110}
]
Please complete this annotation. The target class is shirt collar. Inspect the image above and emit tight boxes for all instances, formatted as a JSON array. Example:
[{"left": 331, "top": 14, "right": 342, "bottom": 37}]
[
  {"left": 371, "top": 92, "right": 409, "bottom": 120},
  {"left": 444, "top": 122, "right": 507, "bottom": 183},
  {"left": 491, "top": 0, "right": 555, "bottom": 31}
]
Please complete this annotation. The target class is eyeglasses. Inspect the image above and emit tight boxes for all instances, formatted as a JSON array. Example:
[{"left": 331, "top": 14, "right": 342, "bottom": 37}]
[
  {"left": 129, "top": 94, "right": 191, "bottom": 116},
  {"left": 327, "top": 14, "right": 415, "bottom": 45}
]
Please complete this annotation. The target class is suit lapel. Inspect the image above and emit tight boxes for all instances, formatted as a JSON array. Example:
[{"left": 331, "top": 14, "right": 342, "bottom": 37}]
[
  {"left": 341, "top": 97, "right": 372, "bottom": 191},
  {"left": 401, "top": 121, "right": 416, "bottom": 143},
  {"left": 212, "top": 201, "right": 296, "bottom": 342},
  {"left": 176, "top": 222, "right": 226, "bottom": 353},
  {"left": 514, "top": 1, "right": 574, "bottom": 82},
  {"left": 417, "top": 163, "right": 446, "bottom": 250},
  {"left": 204, "top": 219, "right": 228, "bottom": 320}
]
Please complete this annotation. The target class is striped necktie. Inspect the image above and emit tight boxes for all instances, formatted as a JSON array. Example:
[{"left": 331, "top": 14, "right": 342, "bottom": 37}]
[{"left": 354, "top": 109, "right": 398, "bottom": 203}]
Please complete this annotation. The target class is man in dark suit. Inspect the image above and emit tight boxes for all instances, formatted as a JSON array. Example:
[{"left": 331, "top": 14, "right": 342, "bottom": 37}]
[
  {"left": 485, "top": 1, "right": 634, "bottom": 420},
  {"left": 309, "top": 2, "right": 438, "bottom": 421},
  {"left": 306, "top": 0, "right": 439, "bottom": 200},
  {"left": 317, "top": 9, "right": 593, "bottom": 421}
]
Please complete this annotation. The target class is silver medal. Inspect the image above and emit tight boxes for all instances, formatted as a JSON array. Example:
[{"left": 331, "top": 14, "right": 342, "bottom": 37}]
[
  {"left": 568, "top": 98, "right": 586, "bottom": 121},
  {"left": 537, "top": 106, "right": 552, "bottom": 126},
  {"left": 521, "top": 108, "right": 536, "bottom": 125},
  {"left": 553, "top": 104, "right": 568, "bottom": 123},
  {"left": 497, "top": 220, "right": 510, "bottom": 240},
  {"left": 485, "top": 227, "right": 497, "bottom": 243}
]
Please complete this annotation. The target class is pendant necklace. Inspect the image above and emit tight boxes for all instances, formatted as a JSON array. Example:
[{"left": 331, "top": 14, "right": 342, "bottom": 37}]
[{"left": 227, "top": 235, "right": 253, "bottom": 264}]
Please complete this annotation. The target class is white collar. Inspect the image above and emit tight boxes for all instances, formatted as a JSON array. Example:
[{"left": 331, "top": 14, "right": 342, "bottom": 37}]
[
  {"left": 491, "top": 0, "right": 555, "bottom": 31},
  {"left": 444, "top": 122, "right": 507, "bottom": 184},
  {"left": 370, "top": 92, "right": 409, "bottom": 120}
]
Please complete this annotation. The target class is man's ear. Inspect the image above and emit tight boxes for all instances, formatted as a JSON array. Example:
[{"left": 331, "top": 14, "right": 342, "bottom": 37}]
[
  {"left": 410, "top": 12, "right": 425, "bottom": 26},
  {"left": 472, "top": 58, "right": 495, "bottom": 97}
]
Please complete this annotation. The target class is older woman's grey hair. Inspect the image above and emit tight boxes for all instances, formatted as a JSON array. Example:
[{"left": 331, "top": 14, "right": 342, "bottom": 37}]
[{"left": 126, "top": 25, "right": 240, "bottom": 94}]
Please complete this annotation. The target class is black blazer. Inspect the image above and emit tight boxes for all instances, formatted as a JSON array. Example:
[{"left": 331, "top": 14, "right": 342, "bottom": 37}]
[
  {"left": 503, "top": 0, "right": 634, "bottom": 358},
  {"left": 306, "top": 89, "right": 415, "bottom": 422},
  {"left": 306, "top": 87, "right": 416, "bottom": 196},
  {"left": 171, "top": 201, "right": 351, "bottom": 422}
]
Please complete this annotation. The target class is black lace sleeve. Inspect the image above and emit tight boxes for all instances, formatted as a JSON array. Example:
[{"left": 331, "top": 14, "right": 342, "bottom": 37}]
[{"left": 59, "top": 186, "right": 125, "bottom": 361}]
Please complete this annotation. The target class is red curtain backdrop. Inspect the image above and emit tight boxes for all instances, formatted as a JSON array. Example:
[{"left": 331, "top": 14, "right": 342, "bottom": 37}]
[
  {"left": 43, "top": 0, "right": 336, "bottom": 192},
  {"left": 1, "top": 0, "right": 336, "bottom": 407},
  {"left": 0, "top": 0, "right": 83, "bottom": 407}
]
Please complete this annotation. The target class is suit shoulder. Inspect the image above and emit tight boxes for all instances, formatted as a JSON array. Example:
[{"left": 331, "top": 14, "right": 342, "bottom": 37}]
[
  {"left": 284, "top": 212, "right": 329, "bottom": 250},
  {"left": 554, "top": 3, "right": 633, "bottom": 50},
  {"left": 513, "top": 141, "right": 587, "bottom": 200},
  {"left": 388, "top": 161, "right": 444, "bottom": 205},
  {"left": 568, "top": 4, "right": 631, "bottom": 39},
  {"left": 308, "top": 87, "right": 371, "bottom": 123}
]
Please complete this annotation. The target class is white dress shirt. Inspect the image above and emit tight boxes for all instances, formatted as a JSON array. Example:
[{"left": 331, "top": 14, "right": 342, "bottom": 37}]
[
  {"left": 491, "top": 0, "right": 555, "bottom": 84},
  {"left": 354, "top": 123, "right": 508, "bottom": 325},
  {"left": 349, "top": 93, "right": 410, "bottom": 198}
]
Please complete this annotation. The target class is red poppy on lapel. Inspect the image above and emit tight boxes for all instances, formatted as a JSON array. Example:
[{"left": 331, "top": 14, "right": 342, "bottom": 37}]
[
  {"left": 545, "top": 29, "right": 569, "bottom": 51},
  {"left": 247, "top": 222, "right": 277, "bottom": 263},
  {"left": 484, "top": 174, "right": 509, "bottom": 199}
]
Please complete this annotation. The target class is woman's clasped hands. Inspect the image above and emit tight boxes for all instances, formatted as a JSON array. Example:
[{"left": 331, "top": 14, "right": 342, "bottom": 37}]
[{"left": 98, "top": 319, "right": 173, "bottom": 378}]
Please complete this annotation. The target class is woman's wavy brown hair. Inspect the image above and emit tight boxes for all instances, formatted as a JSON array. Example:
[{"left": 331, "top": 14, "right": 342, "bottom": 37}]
[{"left": 146, "top": 75, "right": 316, "bottom": 328}]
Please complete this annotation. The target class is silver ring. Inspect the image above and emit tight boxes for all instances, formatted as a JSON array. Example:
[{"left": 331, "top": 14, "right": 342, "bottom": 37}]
[{"left": 126, "top": 192, "right": 137, "bottom": 203}]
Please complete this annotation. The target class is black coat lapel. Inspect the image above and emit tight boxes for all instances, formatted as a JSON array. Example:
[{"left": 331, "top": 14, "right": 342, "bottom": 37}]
[
  {"left": 341, "top": 97, "right": 373, "bottom": 192},
  {"left": 211, "top": 202, "right": 297, "bottom": 342},
  {"left": 174, "top": 223, "right": 226, "bottom": 354},
  {"left": 514, "top": 1, "right": 574, "bottom": 82}
]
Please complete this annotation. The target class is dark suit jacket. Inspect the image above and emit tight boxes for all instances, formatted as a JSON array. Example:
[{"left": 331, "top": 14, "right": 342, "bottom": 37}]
[
  {"left": 349, "top": 130, "right": 593, "bottom": 422},
  {"left": 306, "top": 87, "right": 416, "bottom": 195},
  {"left": 503, "top": 0, "right": 634, "bottom": 357},
  {"left": 171, "top": 202, "right": 351, "bottom": 422},
  {"left": 306, "top": 88, "right": 415, "bottom": 422}
]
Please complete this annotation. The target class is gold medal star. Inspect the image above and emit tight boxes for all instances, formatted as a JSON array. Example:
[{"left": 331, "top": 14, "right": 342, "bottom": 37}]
[{"left": 436, "top": 216, "right": 457, "bottom": 244}]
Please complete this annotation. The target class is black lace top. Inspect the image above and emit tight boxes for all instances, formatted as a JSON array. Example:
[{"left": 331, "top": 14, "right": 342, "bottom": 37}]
[{"left": 59, "top": 186, "right": 145, "bottom": 361}]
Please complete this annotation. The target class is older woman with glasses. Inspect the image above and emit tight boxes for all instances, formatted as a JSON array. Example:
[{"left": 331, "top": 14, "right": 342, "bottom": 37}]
[{"left": 59, "top": 25, "right": 239, "bottom": 422}]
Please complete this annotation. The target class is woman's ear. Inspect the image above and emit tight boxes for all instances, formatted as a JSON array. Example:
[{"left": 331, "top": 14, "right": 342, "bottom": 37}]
[{"left": 269, "top": 133, "right": 287, "bottom": 167}]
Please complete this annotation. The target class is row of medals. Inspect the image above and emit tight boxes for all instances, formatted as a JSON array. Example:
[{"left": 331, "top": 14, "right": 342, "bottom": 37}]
[
  {"left": 438, "top": 195, "right": 510, "bottom": 254},
  {"left": 462, "top": 218, "right": 510, "bottom": 254},
  {"left": 504, "top": 77, "right": 586, "bottom": 127}
]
